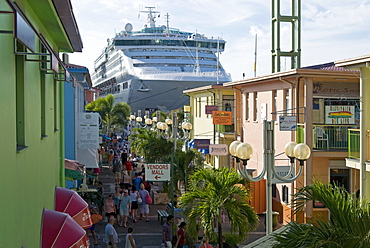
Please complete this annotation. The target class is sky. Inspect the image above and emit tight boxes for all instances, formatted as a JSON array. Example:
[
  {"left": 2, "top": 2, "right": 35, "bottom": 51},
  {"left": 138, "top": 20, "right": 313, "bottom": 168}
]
[{"left": 69, "top": 0, "right": 370, "bottom": 81}]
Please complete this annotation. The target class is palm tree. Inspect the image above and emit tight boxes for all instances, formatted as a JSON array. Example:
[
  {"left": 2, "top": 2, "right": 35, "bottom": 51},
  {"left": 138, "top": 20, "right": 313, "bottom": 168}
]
[
  {"left": 173, "top": 149, "right": 203, "bottom": 192},
  {"left": 180, "top": 167, "right": 259, "bottom": 247},
  {"left": 86, "top": 94, "right": 130, "bottom": 136},
  {"left": 272, "top": 180, "right": 370, "bottom": 248},
  {"left": 129, "top": 128, "right": 174, "bottom": 163}
]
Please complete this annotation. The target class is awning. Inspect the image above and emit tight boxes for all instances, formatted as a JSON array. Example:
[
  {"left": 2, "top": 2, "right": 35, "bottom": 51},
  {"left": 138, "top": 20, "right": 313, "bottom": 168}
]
[
  {"left": 41, "top": 209, "right": 89, "bottom": 248},
  {"left": 65, "top": 159, "right": 84, "bottom": 181},
  {"left": 55, "top": 187, "right": 92, "bottom": 229},
  {"left": 99, "top": 134, "right": 111, "bottom": 140},
  {"left": 65, "top": 159, "right": 84, "bottom": 172},
  {"left": 76, "top": 148, "right": 98, "bottom": 168}
]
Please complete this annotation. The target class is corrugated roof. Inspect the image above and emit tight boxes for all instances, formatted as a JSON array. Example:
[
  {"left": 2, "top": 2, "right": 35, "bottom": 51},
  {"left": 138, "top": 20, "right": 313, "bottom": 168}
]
[{"left": 301, "top": 62, "right": 358, "bottom": 71}]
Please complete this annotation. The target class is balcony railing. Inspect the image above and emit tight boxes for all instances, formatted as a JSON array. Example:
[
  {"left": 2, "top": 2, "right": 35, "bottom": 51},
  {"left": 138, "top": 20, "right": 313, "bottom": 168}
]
[
  {"left": 313, "top": 125, "right": 359, "bottom": 151},
  {"left": 348, "top": 129, "right": 360, "bottom": 159}
]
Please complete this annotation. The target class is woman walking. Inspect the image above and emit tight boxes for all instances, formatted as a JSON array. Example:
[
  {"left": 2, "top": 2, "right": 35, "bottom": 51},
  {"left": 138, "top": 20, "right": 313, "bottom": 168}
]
[
  {"left": 175, "top": 222, "right": 186, "bottom": 248},
  {"left": 113, "top": 187, "right": 122, "bottom": 223},
  {"left": 130, "top": 185, "right": 140, "bottom": 223},
  {"left": 139, "top": 183, "right": 150, "bottom": 222},
  {"left": 104, "top": 194, "right": 116, "bottom": 219}
]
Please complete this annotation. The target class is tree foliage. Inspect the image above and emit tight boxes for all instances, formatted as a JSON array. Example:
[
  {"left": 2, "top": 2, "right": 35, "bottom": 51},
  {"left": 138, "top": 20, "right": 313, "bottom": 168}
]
[
  {"left": 86, "top": 94, "right": 130, "bottom": 135},
  {"left": 180, "top": 168, "right": 259, "bottom": 246},
  {"left": 273, "top": 180, "right": 370, "bottom": 248},
  {"left": 129, "top": 128, "right": 174, "bottom": 163}
]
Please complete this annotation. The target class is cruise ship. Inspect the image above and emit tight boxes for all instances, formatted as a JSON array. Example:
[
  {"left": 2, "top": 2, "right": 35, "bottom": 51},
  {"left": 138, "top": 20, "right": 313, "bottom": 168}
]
[{"left": 91, "top": 7, "right": 232, "bottom": 114}]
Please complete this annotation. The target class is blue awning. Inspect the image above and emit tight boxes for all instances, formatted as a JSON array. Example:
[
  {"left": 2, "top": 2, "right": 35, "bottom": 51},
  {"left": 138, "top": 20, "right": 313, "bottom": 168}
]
[{"left": 99, "top": 134, "right": 111, "bottom": 140}]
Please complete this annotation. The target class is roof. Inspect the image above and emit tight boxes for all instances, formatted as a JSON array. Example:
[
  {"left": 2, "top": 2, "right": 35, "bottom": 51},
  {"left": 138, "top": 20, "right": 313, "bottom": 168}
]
[
  {"left": 224, "top": 61, "right": 359, "bottom": 87},
  {"left": 183, "top": 84, "right": 231, "bottom": 94},
  {"left": 243, "top": 226, "right": 288, "bottom": 248},
  {"left": 66, "top": 64, "right": 92, "bottom": 87},
  {"left": 335, "top": 54, "right": 370, "bottom": 68},
  {"left": 301, "top": 62, "right": 358, "bottom": 71}
]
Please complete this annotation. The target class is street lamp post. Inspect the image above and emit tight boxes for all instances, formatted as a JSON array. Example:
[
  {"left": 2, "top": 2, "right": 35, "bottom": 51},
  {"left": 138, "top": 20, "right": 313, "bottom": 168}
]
[
  {"left": 157, "top": 111, "right": 192, "bottom": 215},
  {"left": 229, "top": 120, "right": 310, "bottom": 235}
]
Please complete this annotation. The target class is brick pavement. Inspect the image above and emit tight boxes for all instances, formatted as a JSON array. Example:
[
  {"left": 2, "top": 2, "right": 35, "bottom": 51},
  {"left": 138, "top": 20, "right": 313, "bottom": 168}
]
[{"left": 87, "top": 166, "right": 266, "bottom": 248}]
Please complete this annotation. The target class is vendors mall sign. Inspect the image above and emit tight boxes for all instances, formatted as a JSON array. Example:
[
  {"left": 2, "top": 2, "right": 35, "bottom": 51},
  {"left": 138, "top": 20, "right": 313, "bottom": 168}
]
[{"left": 144, "top": 164, "right": 170, "bottom": 181}]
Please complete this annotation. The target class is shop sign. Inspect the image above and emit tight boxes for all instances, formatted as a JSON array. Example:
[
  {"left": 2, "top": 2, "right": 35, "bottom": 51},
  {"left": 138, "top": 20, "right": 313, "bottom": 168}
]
[
  {"left": 325, "top": 106, "right": 355, "bottom": 124},
  {"left": 212, "top": 111, "right": 232, "bottom": 125},
  {"left": 209, "top": 144, "right": 228, "bottom": 156},
  {"left": 279, "top": 116, "right": 297, "bottom": 131},
  {"left": 193, "top": 139, "right": 210, "bottom": 149}
]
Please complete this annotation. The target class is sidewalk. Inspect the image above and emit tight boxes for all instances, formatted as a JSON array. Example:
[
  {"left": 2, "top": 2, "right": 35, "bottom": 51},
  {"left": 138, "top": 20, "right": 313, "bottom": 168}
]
[{"left": 88, "top": 166, "right": 266, "bottom": 248}]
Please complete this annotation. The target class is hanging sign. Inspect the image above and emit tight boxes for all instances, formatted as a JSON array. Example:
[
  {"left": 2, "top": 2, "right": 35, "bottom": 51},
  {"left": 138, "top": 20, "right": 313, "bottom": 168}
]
[
  {"left": 279, "top": 116, "right": 297, "bottom": 131},
  {"left": 212, "top": 111, "right": 232, "bottom": 125},
  {"left": 144, "top": 164, "right": 170, "bottom": 181},
  {"left": 209, "top": 144, "right": 228, "bottom": 156}
]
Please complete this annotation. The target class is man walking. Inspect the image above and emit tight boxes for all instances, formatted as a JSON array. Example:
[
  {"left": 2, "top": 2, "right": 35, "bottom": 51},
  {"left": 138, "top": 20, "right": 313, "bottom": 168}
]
[
  {"left": 105, "top": 217, "right": 119, "bottom": 248},
  {"left": 162, "top": 215, "right": 174, "bottom": 248}
]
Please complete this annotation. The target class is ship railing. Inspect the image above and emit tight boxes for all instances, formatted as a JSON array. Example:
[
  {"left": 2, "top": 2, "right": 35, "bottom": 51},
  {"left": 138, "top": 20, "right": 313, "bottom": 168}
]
[{"left": 139, "top": 70, "right": 231, "bottom": 77}]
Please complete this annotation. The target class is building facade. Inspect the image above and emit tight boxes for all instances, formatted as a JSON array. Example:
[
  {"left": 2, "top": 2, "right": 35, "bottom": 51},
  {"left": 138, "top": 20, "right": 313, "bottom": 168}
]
[
  {"left": 0, "top": 0, "right": 82, "bottom": 246},
  {"left": 224, "top": 63, "right": 360, "bottom": 224},
  {"left": 184, "top": 85, "right": 235, "bottom": 168}
]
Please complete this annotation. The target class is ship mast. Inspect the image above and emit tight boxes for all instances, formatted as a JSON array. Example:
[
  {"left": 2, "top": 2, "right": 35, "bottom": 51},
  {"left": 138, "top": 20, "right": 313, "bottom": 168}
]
[
  {"left": 165, "top": 13, "right": 170, "bottom": 34},
  {"left": 140, "top": 6, "right": 160, "bottom": 28}
]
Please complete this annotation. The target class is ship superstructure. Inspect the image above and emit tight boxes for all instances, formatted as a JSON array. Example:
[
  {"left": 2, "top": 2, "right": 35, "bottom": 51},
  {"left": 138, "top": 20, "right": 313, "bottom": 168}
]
[{"left": 91, "top": 7, "right": 231, "bottom": 114}]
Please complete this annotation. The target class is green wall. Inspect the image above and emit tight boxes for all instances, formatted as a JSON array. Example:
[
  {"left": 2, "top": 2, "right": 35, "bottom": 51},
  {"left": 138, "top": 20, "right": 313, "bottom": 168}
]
[{"left": 0, "top": 0, "right": 72, "bottom": 246}]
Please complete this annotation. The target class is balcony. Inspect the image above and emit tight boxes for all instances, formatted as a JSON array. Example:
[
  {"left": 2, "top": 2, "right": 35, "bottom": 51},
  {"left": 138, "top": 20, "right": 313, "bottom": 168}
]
[
  {"left": 313, "top": 125, "right": 359, "bottom": 151},
  {"left": 348, "top": 129, "right": 360, "bottom": 159}
]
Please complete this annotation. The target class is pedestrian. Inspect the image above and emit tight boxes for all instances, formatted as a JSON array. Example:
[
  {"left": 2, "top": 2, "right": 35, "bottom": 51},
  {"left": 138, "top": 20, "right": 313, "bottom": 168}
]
[
  {"left": 104, "top": 194, "right": 116, "bottom": 219},
  {"left": 162, "top": 215, "right": 174, "bottom": 248},
  {"left": 108, "top": 150, "right": 114, "bottom": 171},
  {"left": 125, "top": 159, "right": 133, "bottom": 177},
  {"left": 130, "top": 185, "right": 140, "bottom": 223},
  {"left": 199, "top": 237, "right": 213, "bottom": 248},
  {"left": 125, "top": 227, "right": 136, "bottom": 248},
  {"left": 220, "top": 236, "right": 232, "bottom": 248},
  {"left": 174, "top": 222, "right": 186, "bottom": 248},
  {"left": 113, "top": 187, "right": 122, "bottom": 221},
  {"left": 133, "top": 173, "right": 143, "bottom": 192},
  {"left": 119, "top": 189, "right": 131, "bottom": 227},
  {"left": 85, "top": 200, "right": 99, "bottom": 246},
  {"left": 139, "top": 183, "right": 150, "bottom": 222},
  {"left": 96, "top": 181, "right": 104, "bottom": 214},
  {"left": 113, "top": 154, "right": 122, "bottom": 185},
  {"left": 122, "top": 170, "right": 131, "bottom": 188},
  {"left": 104, "top": 217, "right": 119, "bottom": 248}
]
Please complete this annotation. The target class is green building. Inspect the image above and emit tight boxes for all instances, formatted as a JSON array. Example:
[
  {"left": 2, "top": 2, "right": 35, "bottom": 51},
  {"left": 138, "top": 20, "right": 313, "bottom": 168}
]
[{"left": 0, "top": 0, "right": 82, "bottom": 246}]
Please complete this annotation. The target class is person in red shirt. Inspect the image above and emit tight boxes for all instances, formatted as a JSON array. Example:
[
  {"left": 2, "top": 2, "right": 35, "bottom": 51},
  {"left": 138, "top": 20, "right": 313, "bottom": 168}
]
[
  {"left": 175, "top": 222, "right": 186, "bottom": 248},
  {"left": 125, "top": 160, "right": 133, "bottom": 176}
]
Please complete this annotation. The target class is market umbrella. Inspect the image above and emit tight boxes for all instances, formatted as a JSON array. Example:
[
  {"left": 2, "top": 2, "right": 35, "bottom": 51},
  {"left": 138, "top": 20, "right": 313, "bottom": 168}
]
[
  {"left": 55, "top": 187, "right": 92, "bottom": 229},
  {"left": 41, "top": 209, "right": 89, "bottom": 248}
]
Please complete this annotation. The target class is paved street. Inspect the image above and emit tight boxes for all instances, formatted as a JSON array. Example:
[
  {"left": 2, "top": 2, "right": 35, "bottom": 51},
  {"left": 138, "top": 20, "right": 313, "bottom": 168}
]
[{"left": 88, "top": 166, "right": 266, "bottom": 248}]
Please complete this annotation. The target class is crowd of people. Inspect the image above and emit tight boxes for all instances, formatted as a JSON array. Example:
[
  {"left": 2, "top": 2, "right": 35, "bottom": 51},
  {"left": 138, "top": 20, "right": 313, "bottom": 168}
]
[{"left": 87, "top": 134, "right": 185, "bottom": 248}]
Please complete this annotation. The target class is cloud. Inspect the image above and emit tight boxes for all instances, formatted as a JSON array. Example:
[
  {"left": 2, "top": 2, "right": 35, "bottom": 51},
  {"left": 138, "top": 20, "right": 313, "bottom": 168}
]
[{"left": 69, "top": 0, "right": 370, "bottom": 81}]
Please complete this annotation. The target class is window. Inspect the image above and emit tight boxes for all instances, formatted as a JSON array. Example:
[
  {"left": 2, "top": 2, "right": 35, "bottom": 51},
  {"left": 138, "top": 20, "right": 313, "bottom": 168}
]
[
  {"left": 282, "top": 185, "right": 289, "bottom": 203},
  {"left": 272, "top": 90, "right": 277, "bottom": 121},
  {"left": 284, "top": 89, "right": 290, "bottom": 113},
  {"left": 40, "top": 45, "right": 47, "bottom": 138},
  {"left": 53, "top": 79, "right": 58, "bottom": 131},
  {"left": 15, "top": 41, "right": 27, "bottom": 151},
  {"left": 253, "top": 92, "right": 258, "bottom": 121},
  {"left": 244, "top": 93, "right": 249, "bottom": 120},
  {"left": 196, "top": 97, "right": 201, "bottom": 117}
]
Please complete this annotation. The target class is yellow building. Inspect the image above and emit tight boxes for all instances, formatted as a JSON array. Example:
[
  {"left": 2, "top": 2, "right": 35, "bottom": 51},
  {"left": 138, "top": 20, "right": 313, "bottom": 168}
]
[{"left": 184, "top": 85, "right": 235, "bottom": 168}]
